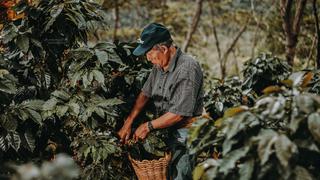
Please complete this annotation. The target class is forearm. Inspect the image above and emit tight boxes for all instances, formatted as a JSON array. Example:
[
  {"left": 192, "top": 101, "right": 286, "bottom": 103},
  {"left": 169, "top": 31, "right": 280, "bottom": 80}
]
[
  {"left": 151, "top": 112, "right": 184, "bottom": 129},
  {"left": 126, "top": 91, "right": 149, "bottom": 124}
]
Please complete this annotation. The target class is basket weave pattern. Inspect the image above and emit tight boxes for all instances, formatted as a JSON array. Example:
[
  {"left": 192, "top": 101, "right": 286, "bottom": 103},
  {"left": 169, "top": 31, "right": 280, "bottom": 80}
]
[{"left": 129, "top": 153, "right": 171, "bottom": 180}]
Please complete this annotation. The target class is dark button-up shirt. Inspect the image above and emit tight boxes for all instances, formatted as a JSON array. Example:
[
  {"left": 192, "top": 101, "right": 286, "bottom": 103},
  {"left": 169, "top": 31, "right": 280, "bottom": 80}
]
[{"left": 141, "top": 48, "right": 204, "bottom": 118}]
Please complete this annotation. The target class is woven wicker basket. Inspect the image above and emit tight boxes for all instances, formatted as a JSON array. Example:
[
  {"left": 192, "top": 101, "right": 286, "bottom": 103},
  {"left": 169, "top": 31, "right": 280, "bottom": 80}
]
[{"left": 128, "top": 153, "right": 171, "bottom": 180}]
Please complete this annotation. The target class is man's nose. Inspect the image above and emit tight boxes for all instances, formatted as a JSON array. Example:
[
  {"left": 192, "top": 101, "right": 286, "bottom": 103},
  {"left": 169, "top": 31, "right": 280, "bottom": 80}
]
[{"left": 146, "top": 54, "right": 152, "bottom": 61}]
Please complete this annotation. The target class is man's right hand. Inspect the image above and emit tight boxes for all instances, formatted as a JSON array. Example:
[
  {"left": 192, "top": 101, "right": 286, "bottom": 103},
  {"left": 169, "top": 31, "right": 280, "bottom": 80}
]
[{"left": 117, "top": 120, "right": 132, "bottom": 144}]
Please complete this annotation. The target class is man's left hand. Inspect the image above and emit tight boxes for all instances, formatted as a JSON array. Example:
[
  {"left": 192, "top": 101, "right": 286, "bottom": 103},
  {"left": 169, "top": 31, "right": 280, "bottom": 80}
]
[{"left": 133, "top": 122, "right": 150, "bottom": 142}]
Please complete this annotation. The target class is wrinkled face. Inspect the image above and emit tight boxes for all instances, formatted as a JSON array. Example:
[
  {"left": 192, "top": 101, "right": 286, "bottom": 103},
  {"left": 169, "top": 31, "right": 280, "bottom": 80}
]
[{"left": 146, "top": 45, "right": 170, "bottom": 68}]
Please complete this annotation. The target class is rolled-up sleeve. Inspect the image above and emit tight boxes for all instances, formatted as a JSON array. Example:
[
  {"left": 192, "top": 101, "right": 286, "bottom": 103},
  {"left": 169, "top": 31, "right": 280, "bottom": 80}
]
[
  {"left": 168, "top": 64, "right": 202, "bottom": 117},
  {"left": 141, "top": 67, "right": 156, "bottom": 97}
]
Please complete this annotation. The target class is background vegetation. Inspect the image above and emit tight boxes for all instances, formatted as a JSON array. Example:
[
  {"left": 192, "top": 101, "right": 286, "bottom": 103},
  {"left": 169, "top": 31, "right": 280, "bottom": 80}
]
[{"left": 1, "top": 0, "right": 320, "bottom": 180}]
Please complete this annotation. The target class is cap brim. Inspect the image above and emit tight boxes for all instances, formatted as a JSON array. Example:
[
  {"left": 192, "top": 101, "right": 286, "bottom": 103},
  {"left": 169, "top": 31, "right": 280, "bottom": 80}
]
[{"left": 133, "top": 45, "right": 151, "bottom": 56}]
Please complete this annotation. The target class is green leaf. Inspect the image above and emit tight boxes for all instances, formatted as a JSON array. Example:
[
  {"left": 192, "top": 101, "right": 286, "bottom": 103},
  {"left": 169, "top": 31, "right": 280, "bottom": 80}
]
[
  {"left": 26, "top": 109, "right": 42, "bottom": 125},
  {"left": 43, "top": 98, "right": 58, "bottom": 111},
  {"left": 95, "top": 49, "right": 108, "bottom": 65},
  {"left": 56, "top": 105, "right": 69, "bottom": 118},
  {"left": 83, "top": 71, "right": 90, "bottom": 88},
  {"left": 197, "top": 159, "right": 220, "bottom": 180},
  {"left": 239, "top": 158, "right": 254, "bottom": 180},
  {"left": 16, "top": 35, "right": 29, "bottom": 53},
  {"left": 308, "top": 113, "right": 320, "bottom": 143},
  {"left": 222, "top": 139, "right": 237, "bottom": 155},
  {"left": 95, "top": 107, "right": 105, "bottom": 119},
  {"left": 83, "top": 146, "right": 91, "bottom": 158},
  {"left": 22, "top": 100, "right": 44, "bottom": 110},
  {"left": 97, "top": 98, "right": 124, "bottom": 108},
  {"left": 21, "top": 132, "right": 35, "bottom": 152},
  {"left": 188, "top": 118, "right": 209, "bottom": 145},
  {"left": 52, "top": 90, "right": 71, "bottom": 101},
  {"left": 0, "top": 24, "right": 18, "bottom": 43},
  {"left": 68, "top": 102, "right": 80, "bottom": 116},
  {"left": 294, "top": 166, "right": 314, "bottom": 180},
  {"left": 193, "top": 164, "right": 206, "bottom": 180},
  {"left": 219, "top": 146, "right": 250, "bottom": 174},
  {"left": 18, "top": 109, "right": 30, "bottom": 121},
  {"left": 255, "top": 129, "right": 277, "bottom": 165},
  {"left": 30, "top": 38, "right": 43, "bottom": 49},
  {"left": 0, "top": 115, "right": 17, "bottom": 131},
  {"left": 0, "top": 135, "right": 8, "bottom": 151},
  {"left": 92, "top": 70, "right": 105, "bottom": 85},
  {"left": 274, "top": 134, "right": 297, "bottom": 167},
  {"left": 44, "top": 4, "right": 65, "bottom": 32},
  {"left": 71, "top": 71, "right": 82, "bottom": 87},
  {"left": 7, "top": 132, "right": 21, "bottom": 151},
  {"left": 295, "top": 95, "right": 316, "bottom": 114}
]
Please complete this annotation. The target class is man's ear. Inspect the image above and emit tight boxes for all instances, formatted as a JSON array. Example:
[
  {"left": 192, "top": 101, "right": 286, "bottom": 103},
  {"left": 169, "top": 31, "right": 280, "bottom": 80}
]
[{"left": 161, "top": 45, "right": 169, "bottom": 54}]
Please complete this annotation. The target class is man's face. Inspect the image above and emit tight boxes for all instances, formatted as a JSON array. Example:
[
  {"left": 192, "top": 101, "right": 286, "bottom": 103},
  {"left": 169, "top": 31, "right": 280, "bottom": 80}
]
[{"left": 146, "top": 45, "right": 169, "bottom": 68}]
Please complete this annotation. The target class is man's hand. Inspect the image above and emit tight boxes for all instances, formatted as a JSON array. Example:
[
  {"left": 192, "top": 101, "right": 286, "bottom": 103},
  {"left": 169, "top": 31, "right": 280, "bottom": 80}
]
[
  {"left": 117, "top": 121, "right": 132, "bottom": 144},
  {"left": 133, "top": 122, "right": 150, "bottom": 142}
]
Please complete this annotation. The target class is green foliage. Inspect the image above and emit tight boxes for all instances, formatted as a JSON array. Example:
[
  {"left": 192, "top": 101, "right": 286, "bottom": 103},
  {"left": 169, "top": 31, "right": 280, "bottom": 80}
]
[
  {"left": 242, "top": 53, "right": 291, "bottom": 94},
  {"left": 204, "top": 76, "right": 255, "bottom": 119},
  {"left": 192, "top": 71, "right": 320, "bottom": 180},
  {"left": 11, "top": 154, "right": 80, "bottom": 180},
  {"left": 127, "top": 129, "right": 170, "bottom": 161},
  {"left": 0, "top": 1, "right": 143, "bottom": 179}
]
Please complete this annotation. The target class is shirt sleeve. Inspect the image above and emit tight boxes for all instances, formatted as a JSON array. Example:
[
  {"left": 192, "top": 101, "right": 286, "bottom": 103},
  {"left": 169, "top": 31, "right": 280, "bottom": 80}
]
[
  {"left": 141, "top": 67, "right": 156, "bottom": 97},
  {"left": 168, "top": 63, "right": 203, "bottom": 117}
]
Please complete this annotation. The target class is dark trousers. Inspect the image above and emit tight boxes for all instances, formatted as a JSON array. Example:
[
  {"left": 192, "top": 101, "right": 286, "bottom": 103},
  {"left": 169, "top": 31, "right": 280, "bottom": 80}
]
[{"left": 166, "top": 128, "right": 194, "bottom": 180}]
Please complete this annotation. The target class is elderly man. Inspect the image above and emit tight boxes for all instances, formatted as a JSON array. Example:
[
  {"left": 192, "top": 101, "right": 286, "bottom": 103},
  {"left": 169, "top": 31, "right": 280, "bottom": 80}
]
[{"left": 118, "top": 23, "right": 204, "bottom": 180}]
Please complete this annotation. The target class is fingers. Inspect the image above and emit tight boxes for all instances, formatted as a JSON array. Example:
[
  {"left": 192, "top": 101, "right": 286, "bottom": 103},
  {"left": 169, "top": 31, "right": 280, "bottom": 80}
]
[
  {"left": 124, "top": 134, "right": 130, "bottom": 144},
  {"left": 133, "top": 132, "right": 146, "bottom": 142},
  {"left": 133, "top": 133, "right": 137, "bottom": 142},
  {"left": 118, "top": 127, "right": 131, "bottom": 144}
]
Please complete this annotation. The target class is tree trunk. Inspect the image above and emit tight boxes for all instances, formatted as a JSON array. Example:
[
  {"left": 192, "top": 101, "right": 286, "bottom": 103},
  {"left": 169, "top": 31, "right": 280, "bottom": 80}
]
[
  {"left": 220, "top": 24, "right": 247, "bottom": 79},
  {"left": 208, "top": 1, "right": 221, "bottom": 60},
  {"left": 313, "top": 0, "right": 320, "bottom": 69},
  {"left": 280, "top": 0, "right": 307, "bottom": 66},
  {"left": 113, "top": 0, "right": 120, "bottom": 41},
  {"left": 306, "top": 35, "right": 316, "bottom": 69},
  {"left": 182, "top": 0, "right": 203, "bottom": 52}
]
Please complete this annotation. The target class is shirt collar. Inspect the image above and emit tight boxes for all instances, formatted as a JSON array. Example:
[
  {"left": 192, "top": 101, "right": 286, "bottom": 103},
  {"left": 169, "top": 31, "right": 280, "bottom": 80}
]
[
  {"left": 155, "top": 47, "right": 181, "bottom": 73},
  {"left": 167, "top": 47, "right": 181, "bottom": 72}
]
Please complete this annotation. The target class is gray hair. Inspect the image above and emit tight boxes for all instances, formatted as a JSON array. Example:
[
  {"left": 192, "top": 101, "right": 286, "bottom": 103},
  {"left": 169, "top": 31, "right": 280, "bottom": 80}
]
[{"left": 155, "top": 38, "right": 173, "bottom": 48}]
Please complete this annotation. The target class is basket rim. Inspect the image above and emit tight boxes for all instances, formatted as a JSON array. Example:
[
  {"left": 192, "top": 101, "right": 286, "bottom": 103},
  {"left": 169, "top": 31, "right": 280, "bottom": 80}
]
[{"left": 128, "top": 152, "right": 171, "bottom": 164}]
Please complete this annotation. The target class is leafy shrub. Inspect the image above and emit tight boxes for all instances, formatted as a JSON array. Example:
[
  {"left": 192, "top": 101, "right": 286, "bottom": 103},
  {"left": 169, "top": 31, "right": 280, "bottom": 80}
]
[
  {"left": 11, "top": 154, "right": 80, "bottom": 180},
  {"left": 242, "top": 53, "right": 291, "bottom": 94},
  {"left": 192, "top": 72, "right": 320, "bottom": 180},
  {"left": 204, "top": 77, "right": 255, "bottom": 120}
]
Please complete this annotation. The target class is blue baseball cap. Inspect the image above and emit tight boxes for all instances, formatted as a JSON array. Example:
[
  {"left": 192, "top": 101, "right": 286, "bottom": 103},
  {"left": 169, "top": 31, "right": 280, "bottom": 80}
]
[{"left": 133, "top": 23, "right": 171, "bottom": 56}]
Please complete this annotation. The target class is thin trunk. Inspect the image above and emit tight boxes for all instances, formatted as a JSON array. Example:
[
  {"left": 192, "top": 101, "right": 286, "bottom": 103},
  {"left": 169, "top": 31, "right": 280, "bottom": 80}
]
[
  {"left": 208, "top": 1, "right": 221, "bottom": 60},
  {"left": 213, "top": 26, "right": 221, "bottom": 60},
  {"left": 113, "top": 0, "right": 119, "bottom": 41},
  {"left": 280, "top": 0, "right": 307, "bottom": 66},
  {"left": 232, "top": 49, "right": 240, "bottom": 76},
  {"left": 313, "top": 0, "right": 320, "bottom": 69},
  {"left": 182, "top": 0, "right": 203, "bottom": 52},
  {"left": 221, "top": 24, "right": 247, "bottom": 79},
  {"left": 306, "top": 35, "right": 316, "bottom": 69},
  {"left": 251, "top": 22, "right": 259, "bottom": 58}
]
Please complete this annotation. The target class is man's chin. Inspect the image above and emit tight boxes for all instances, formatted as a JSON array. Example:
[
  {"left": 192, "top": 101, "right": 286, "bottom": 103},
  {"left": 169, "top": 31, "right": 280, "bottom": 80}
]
[{"left": 153, "top": 64, "right": 162, "bottom": 69}]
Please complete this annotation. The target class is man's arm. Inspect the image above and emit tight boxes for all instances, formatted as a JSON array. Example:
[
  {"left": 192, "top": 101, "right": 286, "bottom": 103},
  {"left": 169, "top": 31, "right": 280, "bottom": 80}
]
[
  {"left": 125, "top": 91, "right": 149, "bottom": 124},
  {"left": 133, "top": 112, "right": 185, "bottom": 141},
  {"left": 118, "top": 91, "right": 149, "bottom": 144},
  {"left": 151, "top": 112, "right": 184, "bottom": 129}
]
